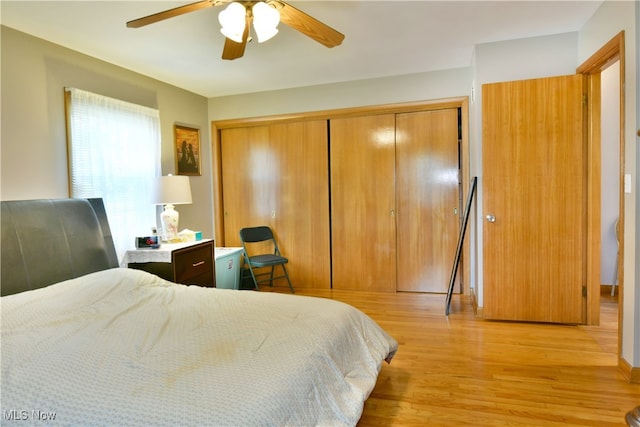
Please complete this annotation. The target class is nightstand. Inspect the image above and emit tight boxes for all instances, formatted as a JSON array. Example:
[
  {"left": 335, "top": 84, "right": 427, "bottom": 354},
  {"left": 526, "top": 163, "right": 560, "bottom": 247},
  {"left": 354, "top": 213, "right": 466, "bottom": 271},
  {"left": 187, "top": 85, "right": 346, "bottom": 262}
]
[{"left": 122, "top": 239, "right": 215, "bottom": 287}]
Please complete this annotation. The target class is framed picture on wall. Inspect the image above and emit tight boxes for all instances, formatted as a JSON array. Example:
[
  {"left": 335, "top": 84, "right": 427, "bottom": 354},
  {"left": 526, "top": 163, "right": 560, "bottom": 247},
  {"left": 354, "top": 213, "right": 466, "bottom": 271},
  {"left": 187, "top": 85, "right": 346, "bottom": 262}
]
[{"left": 174, "top": 124, "right": 201, "bottom": 176}]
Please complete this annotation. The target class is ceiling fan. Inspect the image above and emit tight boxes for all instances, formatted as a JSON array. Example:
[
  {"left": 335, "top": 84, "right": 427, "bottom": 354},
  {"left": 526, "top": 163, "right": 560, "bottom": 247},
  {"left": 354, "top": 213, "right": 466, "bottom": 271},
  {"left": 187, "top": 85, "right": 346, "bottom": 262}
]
[{"left": 126, "top": 0, "right": 345, "bottom": 60}]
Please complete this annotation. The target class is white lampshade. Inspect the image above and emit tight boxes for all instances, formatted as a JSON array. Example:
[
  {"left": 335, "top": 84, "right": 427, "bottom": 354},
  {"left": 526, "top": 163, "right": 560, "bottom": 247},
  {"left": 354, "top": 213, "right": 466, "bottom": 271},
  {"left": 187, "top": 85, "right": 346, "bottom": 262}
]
[
  {"left": 152, "top": 175, "right": 192, "bottom": 242},
  {"left": 219, "top": 2, "right": 246, "bottom": 43},
  {"left": 152, "top": 175, "right": 193, "bottom": 206},
  {"left": 252, "top": 2, "right": 279, "bottom": 43}
]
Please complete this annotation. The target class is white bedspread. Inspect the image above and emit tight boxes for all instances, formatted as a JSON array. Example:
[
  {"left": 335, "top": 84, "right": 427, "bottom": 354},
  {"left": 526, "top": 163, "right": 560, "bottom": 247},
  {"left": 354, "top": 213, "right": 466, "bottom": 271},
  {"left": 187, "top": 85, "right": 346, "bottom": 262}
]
[{"left": 1, "top": 268, "right": 397, "bottom": 426}]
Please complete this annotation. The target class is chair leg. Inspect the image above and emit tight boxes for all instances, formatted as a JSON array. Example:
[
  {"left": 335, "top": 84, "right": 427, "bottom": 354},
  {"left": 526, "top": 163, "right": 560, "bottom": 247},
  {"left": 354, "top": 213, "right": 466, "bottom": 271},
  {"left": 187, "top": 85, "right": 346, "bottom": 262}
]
[
  {"left": 246, "top": 265, "right": 259, "bottom": 290},
  {"left": 281, "top": 264, "right": 294, "bottom": 293},
  {"left": 246, "top": 264, "right": 293, "bottom": 293},
  {"left": 268, "top": 266, "right": 275, "bottom": 287}
]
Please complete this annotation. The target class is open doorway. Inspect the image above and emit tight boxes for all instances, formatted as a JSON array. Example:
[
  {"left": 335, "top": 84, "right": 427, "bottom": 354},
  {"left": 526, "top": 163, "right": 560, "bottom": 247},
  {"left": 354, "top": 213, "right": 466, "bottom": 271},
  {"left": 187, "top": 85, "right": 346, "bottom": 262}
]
[
  {"left": 577, "top": 31, "right": 626, "bottom": 374},
  {"left": 601, "top": 61, "right": 621, "bottom": 299}
]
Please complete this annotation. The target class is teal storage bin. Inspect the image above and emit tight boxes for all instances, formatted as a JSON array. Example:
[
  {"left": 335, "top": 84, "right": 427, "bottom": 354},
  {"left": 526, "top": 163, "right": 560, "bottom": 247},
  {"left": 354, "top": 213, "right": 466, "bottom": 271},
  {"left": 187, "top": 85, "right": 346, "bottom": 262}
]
[{"left": 215, "top": 247, "right": 243, "bottom": 289}]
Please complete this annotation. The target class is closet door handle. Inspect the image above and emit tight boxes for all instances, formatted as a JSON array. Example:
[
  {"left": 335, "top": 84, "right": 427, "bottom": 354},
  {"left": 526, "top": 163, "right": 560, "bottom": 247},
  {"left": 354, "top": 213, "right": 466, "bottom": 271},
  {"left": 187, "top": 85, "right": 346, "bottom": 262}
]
[{"left": 486, "top": 214, "right": 496, "bottom": 223}]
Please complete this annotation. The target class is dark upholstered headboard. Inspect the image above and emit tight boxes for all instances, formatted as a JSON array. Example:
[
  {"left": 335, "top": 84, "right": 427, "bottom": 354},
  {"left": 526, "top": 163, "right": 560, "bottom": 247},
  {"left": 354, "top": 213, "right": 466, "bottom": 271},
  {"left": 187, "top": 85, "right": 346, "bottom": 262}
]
[{"left": 1, "top": 198, "right": 118, "bottom": 296}]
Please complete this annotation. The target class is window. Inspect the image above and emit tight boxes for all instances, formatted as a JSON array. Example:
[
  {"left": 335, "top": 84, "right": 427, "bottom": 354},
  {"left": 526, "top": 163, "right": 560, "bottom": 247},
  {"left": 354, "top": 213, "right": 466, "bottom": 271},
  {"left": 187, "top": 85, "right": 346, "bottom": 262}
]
[{"left": 65, "top": 88, "right": 161, "bottom": 262}]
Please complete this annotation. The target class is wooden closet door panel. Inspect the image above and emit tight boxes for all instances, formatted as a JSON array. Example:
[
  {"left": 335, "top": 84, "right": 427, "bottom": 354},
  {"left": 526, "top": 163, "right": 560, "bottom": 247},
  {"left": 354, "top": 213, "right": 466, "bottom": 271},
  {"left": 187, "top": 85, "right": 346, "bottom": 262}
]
[
  {"left": 330, "top": 115, "right": 396, "bottom": 292},
  {"left": 220, "top": 125, "right": 274, "bottom": 247},
  {"left": 482, "top": 75, "right": 586, "bottom": 323},
  {"left": 220, "top": 121, "right": 331, "bottom": 289},
  {"left": 396, "top": 109, "right": 460, "bottom": 292},
  {"left": 270, "top": 120, "right": 331, "bottom": 289}
]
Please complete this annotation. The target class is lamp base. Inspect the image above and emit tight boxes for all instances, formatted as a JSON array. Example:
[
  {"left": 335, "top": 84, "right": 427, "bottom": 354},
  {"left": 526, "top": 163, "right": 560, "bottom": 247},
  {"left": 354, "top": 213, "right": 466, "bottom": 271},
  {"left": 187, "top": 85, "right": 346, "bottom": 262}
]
[{"left": 160, "top": 203, "right": 180, "bottom": 242}]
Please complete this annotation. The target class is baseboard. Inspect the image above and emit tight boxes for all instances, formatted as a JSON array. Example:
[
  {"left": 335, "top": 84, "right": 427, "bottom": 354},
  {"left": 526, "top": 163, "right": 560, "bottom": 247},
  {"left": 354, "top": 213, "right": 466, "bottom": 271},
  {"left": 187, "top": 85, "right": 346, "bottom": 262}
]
[
  {"left": 600, "top": 284, "right": 616, "bottom": 294},
  {"left": 619, "top": 357, "right": 640, "bottom": 384},
  {"left": 631, "top": 366, "right": 640, "bottom": 384},
  {"left": 470, "top": 288, "right": 476, "bottom": 310},
  {"left": 470, "top": 287, "right": 481, "bottom": 316}
]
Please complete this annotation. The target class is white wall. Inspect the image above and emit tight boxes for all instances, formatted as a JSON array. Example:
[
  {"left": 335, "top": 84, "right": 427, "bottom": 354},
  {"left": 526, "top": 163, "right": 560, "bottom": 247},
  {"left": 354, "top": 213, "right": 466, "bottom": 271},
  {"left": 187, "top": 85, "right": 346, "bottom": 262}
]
[
  {"left": 0, "top": 26, "right": 214, "bottom": 244},
  {"left": 208, "top": 67, "right": 471, "bottom": 121}
]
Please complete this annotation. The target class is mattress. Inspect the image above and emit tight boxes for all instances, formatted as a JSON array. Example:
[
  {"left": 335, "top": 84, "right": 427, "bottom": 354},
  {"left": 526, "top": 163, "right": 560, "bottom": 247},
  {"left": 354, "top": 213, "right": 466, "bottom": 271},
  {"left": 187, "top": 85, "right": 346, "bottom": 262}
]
[{"left": 1, "top": 268, "right": 397, "bottom": 426}]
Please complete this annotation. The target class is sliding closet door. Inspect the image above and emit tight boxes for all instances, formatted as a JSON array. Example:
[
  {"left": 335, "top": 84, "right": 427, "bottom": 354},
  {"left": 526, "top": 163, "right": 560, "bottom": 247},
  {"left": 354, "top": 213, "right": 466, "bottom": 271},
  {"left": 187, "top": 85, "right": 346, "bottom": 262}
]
[
  {"left": 330, "top": 114, "right": 396, "bottom": 292},
  {"left": 221, "top": 125, "right": 273, "bottom": 241},
  {"left": 396, "top": 109, "right": 460, "bottom": 292},
  {"left": 220, "top": 121, "right": 330, "bottom": 289},
  {"left": 269, "top": 121, "right": 331, "bottom": 289}
]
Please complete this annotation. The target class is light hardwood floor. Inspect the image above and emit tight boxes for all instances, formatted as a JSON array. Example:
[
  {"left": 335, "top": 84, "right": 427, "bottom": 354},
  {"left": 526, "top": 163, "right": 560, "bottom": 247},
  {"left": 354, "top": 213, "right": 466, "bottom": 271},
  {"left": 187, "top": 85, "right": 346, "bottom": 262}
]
[{"left": 267, "top": 286, "right": 639, "bottom": 426}]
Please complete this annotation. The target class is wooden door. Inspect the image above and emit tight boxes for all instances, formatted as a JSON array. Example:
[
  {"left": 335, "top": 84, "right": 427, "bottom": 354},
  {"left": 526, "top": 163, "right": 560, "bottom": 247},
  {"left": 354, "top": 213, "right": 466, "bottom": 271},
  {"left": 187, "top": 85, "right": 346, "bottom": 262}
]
[
  {"left": 482, "top": 75, "right": 587, "bottom": 323},
  {"left": 396, "top": 109, "right": 460, "bottom": 292},
  {"left": 220, "top": 121, "right": 331, "bottom": 289},
  {"left": 330, "top": 115, "right": 396, "bottom": 292}
]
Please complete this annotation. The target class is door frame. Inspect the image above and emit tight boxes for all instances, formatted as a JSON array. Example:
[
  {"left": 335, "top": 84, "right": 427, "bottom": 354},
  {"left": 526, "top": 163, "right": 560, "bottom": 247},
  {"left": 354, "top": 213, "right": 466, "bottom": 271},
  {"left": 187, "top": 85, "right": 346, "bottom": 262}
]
[
  {"left": 576, "top": 32, "right": 626, "bottom": 373},
  {"left": 211, "top": 97, "right": 470, "bottom": 291}
]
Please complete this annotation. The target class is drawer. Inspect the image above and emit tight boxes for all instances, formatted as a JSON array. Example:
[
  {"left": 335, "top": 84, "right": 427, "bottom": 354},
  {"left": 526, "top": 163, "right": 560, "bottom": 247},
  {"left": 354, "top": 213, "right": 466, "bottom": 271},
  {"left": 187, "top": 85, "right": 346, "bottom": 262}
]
[{"left": 173, "top": 242, "right": 214, "bottom": 286}]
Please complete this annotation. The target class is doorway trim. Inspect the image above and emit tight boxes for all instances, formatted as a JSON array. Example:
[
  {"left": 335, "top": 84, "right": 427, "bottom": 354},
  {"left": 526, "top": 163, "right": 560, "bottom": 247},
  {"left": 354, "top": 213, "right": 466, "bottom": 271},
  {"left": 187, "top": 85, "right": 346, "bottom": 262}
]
[{"left": 576, "top": 31, "right": 627, "bottom": 378}]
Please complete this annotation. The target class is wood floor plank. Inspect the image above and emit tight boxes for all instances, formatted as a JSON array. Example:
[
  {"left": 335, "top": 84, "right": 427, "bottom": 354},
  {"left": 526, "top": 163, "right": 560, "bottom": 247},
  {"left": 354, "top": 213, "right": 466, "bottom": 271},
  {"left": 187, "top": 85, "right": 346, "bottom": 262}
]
[{"left": 265, "top": 286, "right": 639, "bottom": 426}]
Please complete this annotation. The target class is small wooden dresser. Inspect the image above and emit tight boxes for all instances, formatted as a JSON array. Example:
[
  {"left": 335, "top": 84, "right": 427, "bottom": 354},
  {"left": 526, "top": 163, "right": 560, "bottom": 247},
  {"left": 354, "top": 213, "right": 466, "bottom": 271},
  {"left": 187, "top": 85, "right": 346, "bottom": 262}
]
[{"left": 124, "top": 239, "right": 215, "bottom": 287}]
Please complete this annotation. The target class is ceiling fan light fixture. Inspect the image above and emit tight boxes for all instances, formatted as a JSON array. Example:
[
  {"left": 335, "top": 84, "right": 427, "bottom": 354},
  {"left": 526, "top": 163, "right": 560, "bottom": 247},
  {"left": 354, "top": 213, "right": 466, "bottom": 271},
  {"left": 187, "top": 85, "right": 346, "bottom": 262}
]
[
  {"left": 252, "top": 2, "right": 280, "bottom": 43},
  {"left": 219, "top": 2, "right": 246, "bottom": 43},
  {"left": 127, "top": 0, "right": 345, "bottom": 60}
]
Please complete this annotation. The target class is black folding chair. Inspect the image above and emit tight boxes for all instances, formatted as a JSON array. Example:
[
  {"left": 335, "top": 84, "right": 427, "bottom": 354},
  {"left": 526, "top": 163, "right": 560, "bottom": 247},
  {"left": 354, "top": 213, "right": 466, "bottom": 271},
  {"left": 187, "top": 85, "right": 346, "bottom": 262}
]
[{"left": 239, "top": 226, "right": 294, "bottom": 293}]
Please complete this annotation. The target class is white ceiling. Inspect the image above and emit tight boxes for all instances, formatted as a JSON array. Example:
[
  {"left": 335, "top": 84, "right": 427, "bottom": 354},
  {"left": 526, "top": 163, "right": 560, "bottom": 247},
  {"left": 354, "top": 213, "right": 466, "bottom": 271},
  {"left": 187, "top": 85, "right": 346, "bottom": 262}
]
[{"left": 1, "top": 1, "right": 603, "bottom": 98}]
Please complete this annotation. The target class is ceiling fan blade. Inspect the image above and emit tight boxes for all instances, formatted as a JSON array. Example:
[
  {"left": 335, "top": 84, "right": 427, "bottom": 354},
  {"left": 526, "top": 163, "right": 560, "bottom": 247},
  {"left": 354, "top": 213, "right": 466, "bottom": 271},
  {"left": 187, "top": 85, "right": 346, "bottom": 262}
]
[
  {"left": 221, "top": 15, "right": 251, "bottom": 60},
  {"left": 275, "top": 1, "right": 345, "bottom": 48},
  {"left": 221, "top": 38, "right": 247, "bottom": 60},
  {"left": 127, "top": 0, "right": 221, "bottom": 28}
]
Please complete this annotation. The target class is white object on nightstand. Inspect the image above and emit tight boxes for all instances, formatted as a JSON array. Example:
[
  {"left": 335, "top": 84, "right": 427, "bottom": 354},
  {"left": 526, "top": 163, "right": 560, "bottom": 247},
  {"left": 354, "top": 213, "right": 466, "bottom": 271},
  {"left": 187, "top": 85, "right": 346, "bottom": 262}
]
[{"left": 152, "top": 175, "right": 192, "bottom": 241}]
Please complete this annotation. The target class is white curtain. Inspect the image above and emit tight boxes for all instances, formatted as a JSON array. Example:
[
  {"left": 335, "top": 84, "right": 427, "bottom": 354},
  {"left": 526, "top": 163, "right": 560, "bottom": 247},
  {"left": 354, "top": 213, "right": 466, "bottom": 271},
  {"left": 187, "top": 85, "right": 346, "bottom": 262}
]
[{"left": 67, "top": 88, "right": 161, "bottom": 263}]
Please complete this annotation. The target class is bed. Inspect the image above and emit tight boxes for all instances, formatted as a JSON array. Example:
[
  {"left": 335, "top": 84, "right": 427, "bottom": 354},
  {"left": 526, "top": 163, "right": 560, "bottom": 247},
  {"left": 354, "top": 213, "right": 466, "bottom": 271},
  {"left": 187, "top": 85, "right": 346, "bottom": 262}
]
[{"left": 1, "top": 198, "right": 397, "bottom": 426}]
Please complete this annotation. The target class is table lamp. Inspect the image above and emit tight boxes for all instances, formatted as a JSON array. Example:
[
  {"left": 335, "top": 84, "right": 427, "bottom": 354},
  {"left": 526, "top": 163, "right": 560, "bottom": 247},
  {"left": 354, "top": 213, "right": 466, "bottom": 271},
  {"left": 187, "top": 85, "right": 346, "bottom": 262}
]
[{"left": 152, "top": 174, "right": 192, "bottom": 241}]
